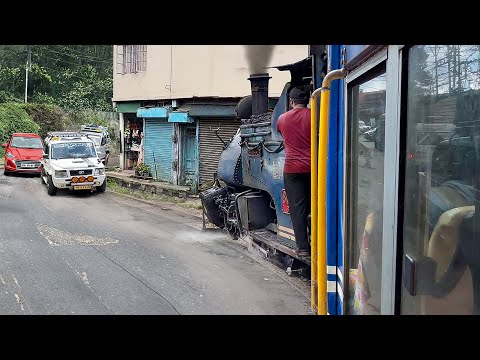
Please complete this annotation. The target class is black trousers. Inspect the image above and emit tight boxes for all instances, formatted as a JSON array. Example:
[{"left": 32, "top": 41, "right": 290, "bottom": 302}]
[{"left": 284, "top": 173, "right": 311, "bottom": 251}]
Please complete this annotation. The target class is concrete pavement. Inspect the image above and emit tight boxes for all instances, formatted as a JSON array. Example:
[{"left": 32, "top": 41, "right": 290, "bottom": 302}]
[{"left": 0, "top": 173, "right": 311, "bottom": 315}]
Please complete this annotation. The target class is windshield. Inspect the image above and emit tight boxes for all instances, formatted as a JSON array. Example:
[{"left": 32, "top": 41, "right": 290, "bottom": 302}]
[
  {"left": 11, "top": 136, "right": 43, "bottom": 149},
  {"left": 51, "top": 142, "right": 96, "bottom": 159},
  {"left": 88, "top": 135, "right": 101, "bottom": 146}
]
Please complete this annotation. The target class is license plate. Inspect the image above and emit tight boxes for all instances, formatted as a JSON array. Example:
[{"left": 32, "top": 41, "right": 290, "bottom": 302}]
[
  {"left": 74, "top": 185, "right": 92, "bottom": 190},
  {"left": 21, "top": 164, "right": 35, "bottom": 168}
]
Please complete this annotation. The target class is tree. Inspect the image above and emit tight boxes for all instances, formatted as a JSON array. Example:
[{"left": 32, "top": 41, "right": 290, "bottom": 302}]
[{"left": 0, "top": 45, "right": 113, "bottom": 111}]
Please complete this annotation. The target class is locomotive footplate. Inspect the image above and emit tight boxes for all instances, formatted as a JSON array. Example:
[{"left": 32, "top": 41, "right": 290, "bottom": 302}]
[{"left": 250, "top": 229, "right": 311, "bottom": 266}]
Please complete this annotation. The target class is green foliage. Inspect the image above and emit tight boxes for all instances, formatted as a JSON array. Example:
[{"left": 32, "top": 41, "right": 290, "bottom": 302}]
[
  {"left": 0, "top": 45, "right": 113, "bottom": 112},
  {"left": 0, "top": 90, "right": 22, "bottom": 103},
  {"left": 135, "top": 163, "right": 150, "bottom": 176},
  {"left": 19, "top": 103, "right": 67, "bottom": 138},
  {"left": 0, "top": 103, "right": 39, "bottom": 144}
]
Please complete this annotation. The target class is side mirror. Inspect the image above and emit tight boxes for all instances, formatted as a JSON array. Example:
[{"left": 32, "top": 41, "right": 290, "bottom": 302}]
[
  {"left": 2, "top": 143, "right": 7, "bottom": 148},
  {"left": 43, "top": 154, "right": 48, "bottom": 159}
]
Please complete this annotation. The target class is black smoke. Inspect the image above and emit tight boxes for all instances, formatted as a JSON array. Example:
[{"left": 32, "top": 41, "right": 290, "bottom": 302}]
[{"left": 244, "top": 45, "right": 275, "bottom": 74}]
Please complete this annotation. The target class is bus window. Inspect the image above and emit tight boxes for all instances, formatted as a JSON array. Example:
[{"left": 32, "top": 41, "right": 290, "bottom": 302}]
[
  {"left": 346, "top": 67, "right": 386, "bottom": 315},
  {"left": 402, "top": 45, "right": 480, "bottom": 315}
]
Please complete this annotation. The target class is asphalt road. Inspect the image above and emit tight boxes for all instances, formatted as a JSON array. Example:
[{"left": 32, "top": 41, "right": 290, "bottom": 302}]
[{"left": 0, "top": 173, "right": 310, "bottom": 315}]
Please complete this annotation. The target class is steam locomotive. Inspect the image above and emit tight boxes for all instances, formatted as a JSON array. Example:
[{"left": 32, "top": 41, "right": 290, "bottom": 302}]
[{"left": 199, "top": 47, "right": 326, "bottom": 276}]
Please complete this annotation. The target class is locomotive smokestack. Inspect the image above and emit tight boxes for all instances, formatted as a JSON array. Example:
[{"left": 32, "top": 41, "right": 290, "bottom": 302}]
[{"left": 248, "top": 73, "right": 271, "bottom": 116}]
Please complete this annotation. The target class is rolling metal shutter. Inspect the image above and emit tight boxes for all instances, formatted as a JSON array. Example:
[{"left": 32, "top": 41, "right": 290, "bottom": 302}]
[
  {"left": 198, "top": 118, "right": 240, "bottom": 185},
  {"left": 144, "top": 119, "right": 173, "bottom": 182}
]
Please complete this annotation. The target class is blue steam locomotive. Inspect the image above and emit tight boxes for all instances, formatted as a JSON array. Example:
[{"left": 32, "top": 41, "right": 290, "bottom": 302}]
[{"left": 199, "top": 47, "right": 326, "bottom": 276}]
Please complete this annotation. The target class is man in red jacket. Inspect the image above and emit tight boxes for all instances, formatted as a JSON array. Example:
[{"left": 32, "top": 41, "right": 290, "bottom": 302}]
[{"left": 276, "top": 87, "right": 311, "bottom": 257}]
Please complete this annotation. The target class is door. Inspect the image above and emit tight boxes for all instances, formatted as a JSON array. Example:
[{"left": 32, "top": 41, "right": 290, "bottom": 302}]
[
  {"left": 340, "top": 46, "right": 404, "bottom": 315},
  {"left": 400, "top": 45, "right": 480, "bottom": 315},
  {"left": 144, "top": 119, "right": 173, "bottom": 182},
  {"left": 344, "top": 60, "right": 388, "bottom": 315},
  {"left": 182, "top": 125, "right": 198, "bottom": 192}
]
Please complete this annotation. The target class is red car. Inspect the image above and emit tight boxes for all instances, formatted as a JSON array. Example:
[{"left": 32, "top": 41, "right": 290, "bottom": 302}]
[{"left": 2, "top": 133, "right": 44, "bottom": 175}]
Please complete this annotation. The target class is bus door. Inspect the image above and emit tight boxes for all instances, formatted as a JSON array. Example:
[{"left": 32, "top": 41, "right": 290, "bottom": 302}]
[{"left": 341, "top": 46, "right": 402, "bottom": 315}]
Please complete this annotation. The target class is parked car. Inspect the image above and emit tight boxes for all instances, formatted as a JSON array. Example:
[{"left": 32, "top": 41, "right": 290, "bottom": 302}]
[
  {"left": 363, "top": 116, "right": 385, "bottom": 151},
  {"left": 40, "top": 131, "right": 106, "bottom": 196},
  {"left": 358, "top": 120, "right": 371, "bottom": 134},
  {"left": 364, "top": 127, "right": 376, "bottom": 142},
  {"left": 2, "top": 133, "right": 44, "bottom": 175},
  {"left": 373, "top": 116, "right": 385, "bottom": 151},
  {"left": 80, "top": 124, "right": 110, "bottom": 165}
]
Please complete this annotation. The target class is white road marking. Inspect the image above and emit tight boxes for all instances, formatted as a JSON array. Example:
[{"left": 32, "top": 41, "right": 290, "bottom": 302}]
[
  {"left": 12, "top": 275, "right": 20, "bottom": 289},
  {"left": 14, "top": 294, "right": 25, "bottom": 312}
]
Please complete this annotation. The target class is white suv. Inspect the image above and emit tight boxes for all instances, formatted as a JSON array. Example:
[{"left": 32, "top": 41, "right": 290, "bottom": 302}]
[{"left": 40, "top": 132, "right": 107, "bottom": 196}]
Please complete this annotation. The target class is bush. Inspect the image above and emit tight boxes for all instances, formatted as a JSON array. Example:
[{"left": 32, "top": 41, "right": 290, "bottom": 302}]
[
  {"left": 0, "top": 103, "right": 39, "bottom": 144},
  {"left": 0, "top": 90, "right": 22, "bottom": 104},
  {"left": 20, "top": 103, "right": 68, "bottom": 138}
]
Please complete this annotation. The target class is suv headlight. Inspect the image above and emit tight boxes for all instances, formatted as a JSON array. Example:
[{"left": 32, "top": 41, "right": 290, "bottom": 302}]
[
  {"left": 95, "top": 168, "right": 105, "bottom": 176},
  {"left": 55, "top": 170, "right": 68, "bottom": 178},
  {"left": 6, "top": 151, "right": 14, "bottom": 159}
]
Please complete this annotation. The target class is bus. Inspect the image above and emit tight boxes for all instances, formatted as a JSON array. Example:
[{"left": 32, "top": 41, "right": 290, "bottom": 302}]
[{"left": 313, "top": 45, "right": 480, "bottom": 315}]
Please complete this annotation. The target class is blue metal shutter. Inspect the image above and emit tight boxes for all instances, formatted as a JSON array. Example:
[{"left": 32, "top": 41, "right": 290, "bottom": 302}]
[{"left": 144, "top": 119, "right": 173, "bottom": 182}]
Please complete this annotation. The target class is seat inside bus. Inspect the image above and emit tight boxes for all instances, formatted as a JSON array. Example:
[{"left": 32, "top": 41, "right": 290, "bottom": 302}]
[{"left": 424, "top": 198, "right": 475, "bottom": 314}]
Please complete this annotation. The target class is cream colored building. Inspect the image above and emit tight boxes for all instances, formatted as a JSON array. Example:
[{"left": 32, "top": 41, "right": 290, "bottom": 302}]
[
  {"left": 113, "top": 45, "right": 309, "bottom": 193},
  {"left": 113, "top": 45, "right": 309, "bottom": 102}
]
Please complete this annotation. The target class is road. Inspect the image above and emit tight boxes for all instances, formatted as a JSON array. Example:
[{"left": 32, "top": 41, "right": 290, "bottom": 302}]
[{"left": 0, "top": 173, "right": 310, "bottom": 315}]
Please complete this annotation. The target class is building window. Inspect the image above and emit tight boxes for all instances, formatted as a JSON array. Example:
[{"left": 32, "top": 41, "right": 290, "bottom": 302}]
[{"left": 116, "top": 45, "right": 147, "bottom": 74}]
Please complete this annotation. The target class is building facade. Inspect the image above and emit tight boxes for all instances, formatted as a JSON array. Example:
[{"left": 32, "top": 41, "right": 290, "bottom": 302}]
[{"left": 113, "top": 45, "right": 309, "bottom": 193}]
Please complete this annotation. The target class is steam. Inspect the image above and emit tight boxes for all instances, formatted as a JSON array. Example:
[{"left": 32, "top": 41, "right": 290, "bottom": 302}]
[
  {"left": 174, "top": 230, "right": 228, "bottom": 244},
  {"left": 244, "top": 45, "right": 275, "bottom": 74}
]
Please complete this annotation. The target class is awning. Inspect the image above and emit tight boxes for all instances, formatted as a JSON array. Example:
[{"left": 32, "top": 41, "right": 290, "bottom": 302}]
[
  {"left": 137, "top": 107, "right": 168, "bottom": 118},
  {"left": 168, "top": 112, "right": 193, "bottom": 123}
]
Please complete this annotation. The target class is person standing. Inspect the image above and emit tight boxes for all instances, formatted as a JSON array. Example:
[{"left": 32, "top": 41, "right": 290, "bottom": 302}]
[{"left": 276, "top": 87, "right": 311, "bottom": 257}]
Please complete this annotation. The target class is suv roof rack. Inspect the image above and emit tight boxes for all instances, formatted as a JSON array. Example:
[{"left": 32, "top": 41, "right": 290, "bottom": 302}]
[
  {"left": 47, "top": 131, "right": 84, "bottom": 136},
  {"left": 46, "top": 131, "right": 91, "bottom": 139},
  {"left": 81, "top": 124, "right": 108, "bottom": 133}
]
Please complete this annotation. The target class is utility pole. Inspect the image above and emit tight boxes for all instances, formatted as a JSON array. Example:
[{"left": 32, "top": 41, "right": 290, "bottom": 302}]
[{"left": 24, "top": 45, "right": 31, "bottom": 103}]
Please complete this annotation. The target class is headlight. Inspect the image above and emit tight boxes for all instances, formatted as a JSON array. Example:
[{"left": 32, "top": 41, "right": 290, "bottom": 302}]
[
  {"left": 6, "top": 151, "right": 14, "bottom": 158},
  {"left": 95, "top": 168, "right": 105, "bottom": 176},
  {"left": 55, "top": 170, "right": 68, "bottom": 178}
]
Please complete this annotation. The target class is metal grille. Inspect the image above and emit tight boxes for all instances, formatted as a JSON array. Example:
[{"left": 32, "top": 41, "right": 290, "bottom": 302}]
[
  {"left": 69, "top": 169, "right": 93, "bottom": 176},
  {"left": 198, "top": 118, "right": 241, "bottom": 186},
  {"left": 116, "top": 45, "right": 147, "bottom": 74}
]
